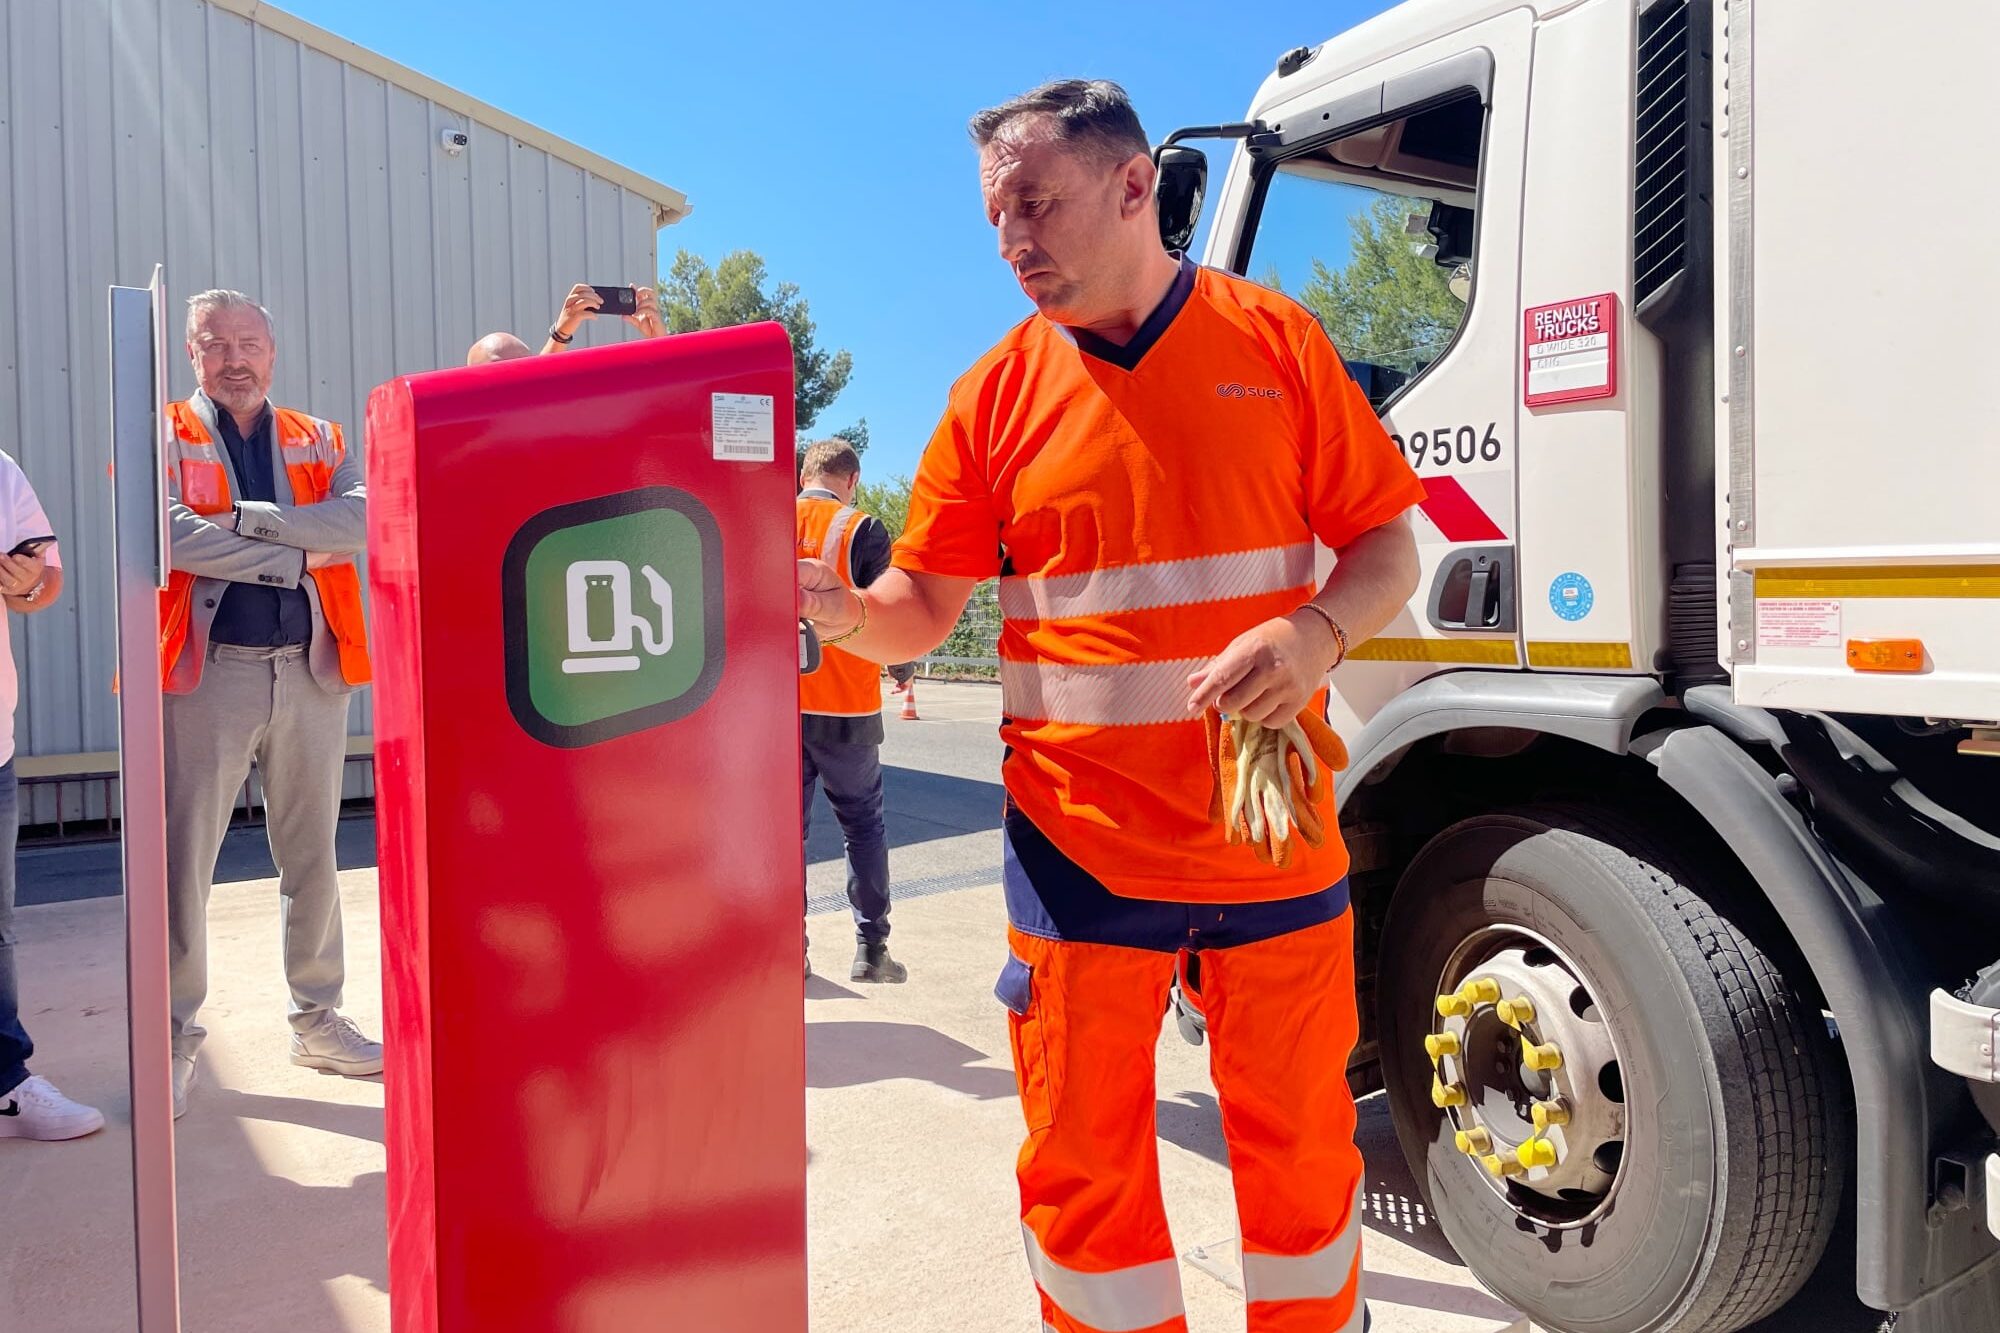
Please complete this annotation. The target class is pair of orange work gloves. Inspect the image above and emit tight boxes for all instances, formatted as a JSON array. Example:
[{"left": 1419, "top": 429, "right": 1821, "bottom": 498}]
[{"left": 1203, "top": 708, "right": 1349, "bottom": 868}]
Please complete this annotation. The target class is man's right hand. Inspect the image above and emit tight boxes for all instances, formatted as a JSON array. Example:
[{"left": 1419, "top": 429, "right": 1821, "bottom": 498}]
[
  {"left": 304, "top": 550, "right": 341, "bottom": 571},
  {"left": 0, "top": 552, "right": 46, "bottom": 598},
  {"left": 554, "top": 283, "right": 603, "bottom": 339},
  {"left": 798, "top": 558, "right": 859, "bottom": 635}
]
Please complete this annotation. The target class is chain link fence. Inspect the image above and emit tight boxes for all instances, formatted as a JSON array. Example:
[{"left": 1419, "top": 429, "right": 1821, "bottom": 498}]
[{"left": 921, "top": 579, "right": 1001, "bottom": 677}]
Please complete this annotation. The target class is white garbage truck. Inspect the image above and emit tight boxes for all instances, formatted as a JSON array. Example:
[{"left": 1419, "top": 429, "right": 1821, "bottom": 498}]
[{"left": 1155, "top": 0, "right": 2000, "bottom": 1327}]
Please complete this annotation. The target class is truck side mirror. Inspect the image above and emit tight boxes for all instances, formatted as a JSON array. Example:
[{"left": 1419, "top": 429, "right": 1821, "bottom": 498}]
[{"left": 1153, "top": 145, "right": 1208, "bottom": 254}]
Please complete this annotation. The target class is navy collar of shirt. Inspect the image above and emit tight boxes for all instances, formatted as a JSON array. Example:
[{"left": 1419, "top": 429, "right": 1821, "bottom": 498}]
[
  {"left": 799, "top": 487, "right": 845, "bottom": 503},
  {"left": 1058, "top": 253, "right": 1198, "bottom": 373}
]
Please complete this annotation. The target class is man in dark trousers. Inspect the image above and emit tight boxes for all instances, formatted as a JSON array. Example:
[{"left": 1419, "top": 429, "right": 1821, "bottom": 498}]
[{"left": 795, "top": 439, "right": 906, "bottom": 983}]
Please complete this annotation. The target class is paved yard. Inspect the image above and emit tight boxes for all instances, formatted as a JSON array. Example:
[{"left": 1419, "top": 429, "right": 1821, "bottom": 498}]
[{"left": 0, "top": 681, "right": 1899, "bottom": 1331}]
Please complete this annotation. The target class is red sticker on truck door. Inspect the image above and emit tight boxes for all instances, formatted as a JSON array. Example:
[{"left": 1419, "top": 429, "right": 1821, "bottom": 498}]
[{"left": 1524, "top": 294, "right": 1619, "bottom": 406}]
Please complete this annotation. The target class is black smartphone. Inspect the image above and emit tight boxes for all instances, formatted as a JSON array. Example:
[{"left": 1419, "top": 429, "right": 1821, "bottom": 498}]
[
  {"left": 589, "top": 285, "right": 637, "bottom": 318},
  {"left": 7, "top": 535, "right": 54, "bottom": 558}
]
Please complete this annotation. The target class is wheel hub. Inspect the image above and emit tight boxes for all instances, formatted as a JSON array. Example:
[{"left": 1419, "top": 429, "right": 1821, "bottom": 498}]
[{"left": 1426, "top": 930, "right": 1627, "bottom": 1225}]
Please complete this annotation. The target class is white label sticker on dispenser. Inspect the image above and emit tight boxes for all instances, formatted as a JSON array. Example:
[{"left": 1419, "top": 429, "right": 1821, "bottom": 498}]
[{"left": 712, "top": 393, "right": 775, "bottom": 462}]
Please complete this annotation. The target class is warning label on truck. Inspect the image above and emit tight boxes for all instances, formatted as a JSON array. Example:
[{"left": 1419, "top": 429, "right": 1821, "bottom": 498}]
[
  {"left": 1524, "top": 293, "right": 1619, "bottom": 406},
  {"left": 712, "top": 392, "right": 775, "bottom": 462},
  {"left": 1756, "top": 600, "right": 1843, "bottom": 650}
]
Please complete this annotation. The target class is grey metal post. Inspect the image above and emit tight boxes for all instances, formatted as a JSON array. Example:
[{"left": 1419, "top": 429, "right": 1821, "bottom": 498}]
[{"left": 110, "top": 267, "right": 181, "bottom": 1331}]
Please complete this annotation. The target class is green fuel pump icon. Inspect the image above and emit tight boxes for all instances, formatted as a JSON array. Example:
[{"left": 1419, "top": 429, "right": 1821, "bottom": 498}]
[{"left": 562, "top": 559, "right": 673, "bottom": 674}]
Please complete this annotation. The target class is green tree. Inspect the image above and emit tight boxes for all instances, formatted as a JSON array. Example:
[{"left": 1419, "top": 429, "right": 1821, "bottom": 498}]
[
  {"left": 1297, "top": 194, "right": 1465, "bottom": 374},
  {"left": 796, "top": 416, "right": 871, "bottom": 479},
  {"left": 831, "top": 418, "right": 869, "bottom": 455},
  {"left": 658, "top": 249, "right": 853, "bottom": 431},
  {"left": 853, "top": 471, "right": 912, "bottom": 544}
]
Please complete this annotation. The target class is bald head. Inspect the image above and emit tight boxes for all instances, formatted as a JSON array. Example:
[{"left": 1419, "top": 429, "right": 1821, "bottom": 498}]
[{"left": 466, "top": 332, "right": 534, "bottom": 365}]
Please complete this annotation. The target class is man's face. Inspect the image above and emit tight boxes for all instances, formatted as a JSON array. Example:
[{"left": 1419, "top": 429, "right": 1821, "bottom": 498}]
[
  {"left": 188, "top": 305, "right": 275, "bottom": 419},
  {"left": 980, "top": 119, "right": 1145, "bottom": 325}
]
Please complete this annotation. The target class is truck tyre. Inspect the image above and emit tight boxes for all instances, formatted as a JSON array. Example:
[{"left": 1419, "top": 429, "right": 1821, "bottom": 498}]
[{"left": 1377, "top": 803, "right": 1845, "bottom": 1333}]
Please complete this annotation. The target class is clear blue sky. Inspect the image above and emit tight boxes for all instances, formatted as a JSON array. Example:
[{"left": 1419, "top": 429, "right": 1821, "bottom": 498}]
[{"left": 284, "top": 0, "right": 1397, "bottom": 479}]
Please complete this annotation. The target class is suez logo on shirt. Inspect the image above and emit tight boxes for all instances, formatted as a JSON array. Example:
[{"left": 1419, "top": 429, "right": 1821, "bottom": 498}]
[
  {"left": 1215, "top": 382, "right": 1285, "bottom": 401},
  {"left": 500, "top": 487, "right": 724, "bottom": 748}
]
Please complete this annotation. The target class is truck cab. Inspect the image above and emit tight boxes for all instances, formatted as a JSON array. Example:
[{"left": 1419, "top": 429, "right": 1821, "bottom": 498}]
[{"left": 1159, "top": 1, "right": 2000, "bottom": 1328}]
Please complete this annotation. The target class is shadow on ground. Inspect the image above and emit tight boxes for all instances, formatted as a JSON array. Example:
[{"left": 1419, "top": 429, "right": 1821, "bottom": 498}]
[
  {"left": 19, "top": 814, "right": 378, "bottom": 905},
  {"left": 805, "top": 766, "right": 1003, "bottom": 864},
  {"left": 807, "top": 1020, "right": 1018, "bottom": 1102}
]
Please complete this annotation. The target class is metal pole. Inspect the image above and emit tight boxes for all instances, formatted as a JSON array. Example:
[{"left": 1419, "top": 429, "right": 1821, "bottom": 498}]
[{"left": 110, "top": 268, "right": 181, "bottom": 1332}]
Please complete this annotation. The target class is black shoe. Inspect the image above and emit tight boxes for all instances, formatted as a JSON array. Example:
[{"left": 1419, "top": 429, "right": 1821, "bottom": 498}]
[{"left": 851, "top": 941, "right": 907, "bottom": 984}]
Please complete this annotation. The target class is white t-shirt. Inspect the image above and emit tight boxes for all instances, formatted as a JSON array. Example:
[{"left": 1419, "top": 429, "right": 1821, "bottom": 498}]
[{"left": 0, "top": 450, "right": 61, "bottom": 767}]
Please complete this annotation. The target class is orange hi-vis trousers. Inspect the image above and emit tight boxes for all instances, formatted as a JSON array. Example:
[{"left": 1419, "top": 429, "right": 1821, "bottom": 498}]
[{"left": 997, "top": 810, "right": 1367, "bottom": 1333}]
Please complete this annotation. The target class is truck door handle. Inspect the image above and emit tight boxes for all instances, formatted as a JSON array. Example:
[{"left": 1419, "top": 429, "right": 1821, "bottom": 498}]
[{"left": 1427, "top": 544, "right": 1516, "bottom": 633}]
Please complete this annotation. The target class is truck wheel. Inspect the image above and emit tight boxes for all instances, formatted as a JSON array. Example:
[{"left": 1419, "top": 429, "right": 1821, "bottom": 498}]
[{"left": 1377, "top": 804, "right": 1845, "bottom": 1333}]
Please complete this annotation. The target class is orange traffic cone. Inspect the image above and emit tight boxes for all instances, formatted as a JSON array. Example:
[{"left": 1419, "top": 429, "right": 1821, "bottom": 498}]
[{"left": 899, "top": 679, "right": 919, "bottom": 720}]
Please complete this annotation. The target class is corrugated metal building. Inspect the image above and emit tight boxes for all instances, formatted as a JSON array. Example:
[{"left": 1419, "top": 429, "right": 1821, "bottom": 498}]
[{"left": 0, "top": 0, "right": 689, "bottom": 824}]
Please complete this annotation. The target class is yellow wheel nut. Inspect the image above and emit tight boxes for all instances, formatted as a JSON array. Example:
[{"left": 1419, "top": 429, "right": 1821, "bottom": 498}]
[
  {"left": 1517, "top": 1138, "right": 1559, "bottom": 1170},
  {"left": 1454, "top": 1127, "right": 1493, "bottom": 1156},
  {"left": 1459, "top": 976, "right": 1502, "bottom": 1007},
  {"left": 1532, "top": 1100, "right": 1571, "bottom": 1131},
  {"left": 1522, "top": 1038, "right": 1564, "bottom": 1072},
  {"left": 1431, "top": 1076, "right": 1467, "bottom": 1108},
  {"left": 1435, "top": 993, "right": 1471, "bottom": 1018},
  {"left": 1424, "top": 1031, "right": 1462, "bottom": 1061},
  {"left": 1495, "top": 996, "right": 1536, "bottom": 1029},
  {"left": 1481, "top": 1153, "right": 1524, "bottom": 1178}
]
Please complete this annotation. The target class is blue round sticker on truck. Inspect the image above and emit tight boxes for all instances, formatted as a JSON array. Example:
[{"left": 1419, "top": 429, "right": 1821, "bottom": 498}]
[{"left": 1549, "top": 572, "right": 1594, "bottom": 622}]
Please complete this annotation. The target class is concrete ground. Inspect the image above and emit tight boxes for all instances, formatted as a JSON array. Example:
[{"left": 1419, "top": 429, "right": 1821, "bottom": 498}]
[{"left": 0, "top": 680, "right": 1894, "bottom": 1331}]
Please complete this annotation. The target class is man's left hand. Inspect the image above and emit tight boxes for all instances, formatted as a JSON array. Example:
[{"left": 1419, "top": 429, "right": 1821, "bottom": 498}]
[
  {"left": 0, "top": 552, "right": 46, "bottom": 598},
  {"left": 1186, "top": 610, "right": 1340, "bottom": 726}
]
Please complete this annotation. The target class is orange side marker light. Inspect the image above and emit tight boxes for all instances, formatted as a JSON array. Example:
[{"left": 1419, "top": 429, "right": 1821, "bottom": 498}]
[{"left": 1846, "top": 639, "right": 1925, "bottom": 673}]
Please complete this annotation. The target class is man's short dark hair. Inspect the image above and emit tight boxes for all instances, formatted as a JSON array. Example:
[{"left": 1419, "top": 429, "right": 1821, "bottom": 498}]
[
  {"left": 800, "top": 438, "right": 861, "bottom": 482},
  {"left": 968, "top": 79, "right": 1150, "bottom": 167}
]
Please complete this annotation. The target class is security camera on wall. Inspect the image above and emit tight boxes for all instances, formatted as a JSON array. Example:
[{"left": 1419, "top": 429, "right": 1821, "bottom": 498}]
[{"left": 440, "top": 129, "right": 469, "bottom": 156}]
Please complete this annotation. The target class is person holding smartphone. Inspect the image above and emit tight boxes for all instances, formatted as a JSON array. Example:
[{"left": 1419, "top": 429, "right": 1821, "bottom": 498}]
[
  {"left": 538, "top": 281, "right": 669, "bottom": 353},
  {"left": 0, "top": 450, "right": 104, "bottom": 1141},
  {"left": 463, "top": 282, "right": 669, "bottom": 365}
]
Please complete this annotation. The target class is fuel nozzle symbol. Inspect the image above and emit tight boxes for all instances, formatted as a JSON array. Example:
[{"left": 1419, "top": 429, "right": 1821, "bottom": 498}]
[{"left": 562, "top": 559, "right": 673, "bottom": 674}]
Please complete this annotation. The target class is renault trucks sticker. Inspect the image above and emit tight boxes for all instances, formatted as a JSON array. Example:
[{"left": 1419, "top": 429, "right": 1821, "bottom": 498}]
[{"left": 1524, "top": 294, "right": 1619, "bottom": 406}]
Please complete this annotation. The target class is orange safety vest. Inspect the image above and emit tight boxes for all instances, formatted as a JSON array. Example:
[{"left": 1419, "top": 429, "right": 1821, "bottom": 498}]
[
  {"left": 161, "top": 400, "right": 371, "bottom": 689},
  {"left": 796, "top": 495, "right": 881, "bottom": 719}
]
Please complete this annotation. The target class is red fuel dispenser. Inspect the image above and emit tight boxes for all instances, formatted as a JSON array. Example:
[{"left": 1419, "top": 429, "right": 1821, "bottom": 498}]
[{"left": 367, "top": 324, "right": 807, "bottom": 1331}]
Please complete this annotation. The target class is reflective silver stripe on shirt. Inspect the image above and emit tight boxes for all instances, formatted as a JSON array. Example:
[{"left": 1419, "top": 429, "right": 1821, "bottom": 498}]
[
  {"left": 1240, "top": 1184, "right": 1364, "bottom": 1306},
  {"left": 819, "top": 505, "right": 861, "bottom": 570},
  {"left": 1021, "top": 1225, "right": 1186, "bottom": 1333},
  {"left": 1000, "top": 657, "right": 1207, "bottom": 728},
  {"left": 998, "top": 542, "right": 1315, "bottom": 623}
]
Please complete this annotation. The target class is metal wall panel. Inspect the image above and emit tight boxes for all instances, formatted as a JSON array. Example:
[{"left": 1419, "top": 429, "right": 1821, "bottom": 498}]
[{"left": 0, "top": 0, "right": 673, "bottom": 821}]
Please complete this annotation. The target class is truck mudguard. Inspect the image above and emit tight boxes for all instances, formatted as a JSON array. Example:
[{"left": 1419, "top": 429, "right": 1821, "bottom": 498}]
[
  {"left": 1653, "top": 725, "right": 2000, "bottom": 1310},
  {"left": 1337, "top": 672, "right": 1665, "bottom": 801}
]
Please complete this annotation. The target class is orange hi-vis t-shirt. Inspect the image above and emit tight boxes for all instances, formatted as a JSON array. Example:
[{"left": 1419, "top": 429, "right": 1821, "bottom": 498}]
[{"left": 894, "top": 258, "right": 1427, "bottom": 903}]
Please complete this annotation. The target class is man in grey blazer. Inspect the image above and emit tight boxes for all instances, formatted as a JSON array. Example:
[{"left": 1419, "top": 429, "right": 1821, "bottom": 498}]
[{"left": 164, "top": 290, "right": 380, "bottom": 1119}]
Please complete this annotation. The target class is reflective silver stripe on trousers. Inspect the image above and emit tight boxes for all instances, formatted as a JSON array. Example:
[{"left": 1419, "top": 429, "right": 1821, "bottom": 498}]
[
  {"left": 819, "top": 505, "right": 860, "bottom": 569},
  {"left": 999, "top": 542, "right": 1315, "bottom": 622},
  {"left": 1000, "top": 657, "right": 1207, "bottom": 727},
  {"left": 1241, "top": 1184, "right": 1365, "bottom": 1306},
  {"left": 1022, "top": 1225, "right": 1185, "bottom": 1332}
]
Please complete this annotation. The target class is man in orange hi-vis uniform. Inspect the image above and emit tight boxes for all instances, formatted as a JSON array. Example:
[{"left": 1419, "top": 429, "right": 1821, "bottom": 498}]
[{"left": 798, "top": 80, "right": 1423, "bottom": 1333}]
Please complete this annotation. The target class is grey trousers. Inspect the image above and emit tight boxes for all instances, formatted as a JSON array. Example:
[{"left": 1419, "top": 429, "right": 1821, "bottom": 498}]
[{"left": 166, "top": 643, "right": 352, "bottom": 1060}]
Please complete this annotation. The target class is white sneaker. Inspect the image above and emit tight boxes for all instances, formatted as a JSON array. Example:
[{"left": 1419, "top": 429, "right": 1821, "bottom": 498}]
[
  {"left": 0, "top": 1076, "right": 106, "bottom": 1141},
  {"left": 172, "top": 1055, "right": 197, "bottom": 1120},
  {"left": 289, "top": 1013, "right": 383, "bottom": 1076}
]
